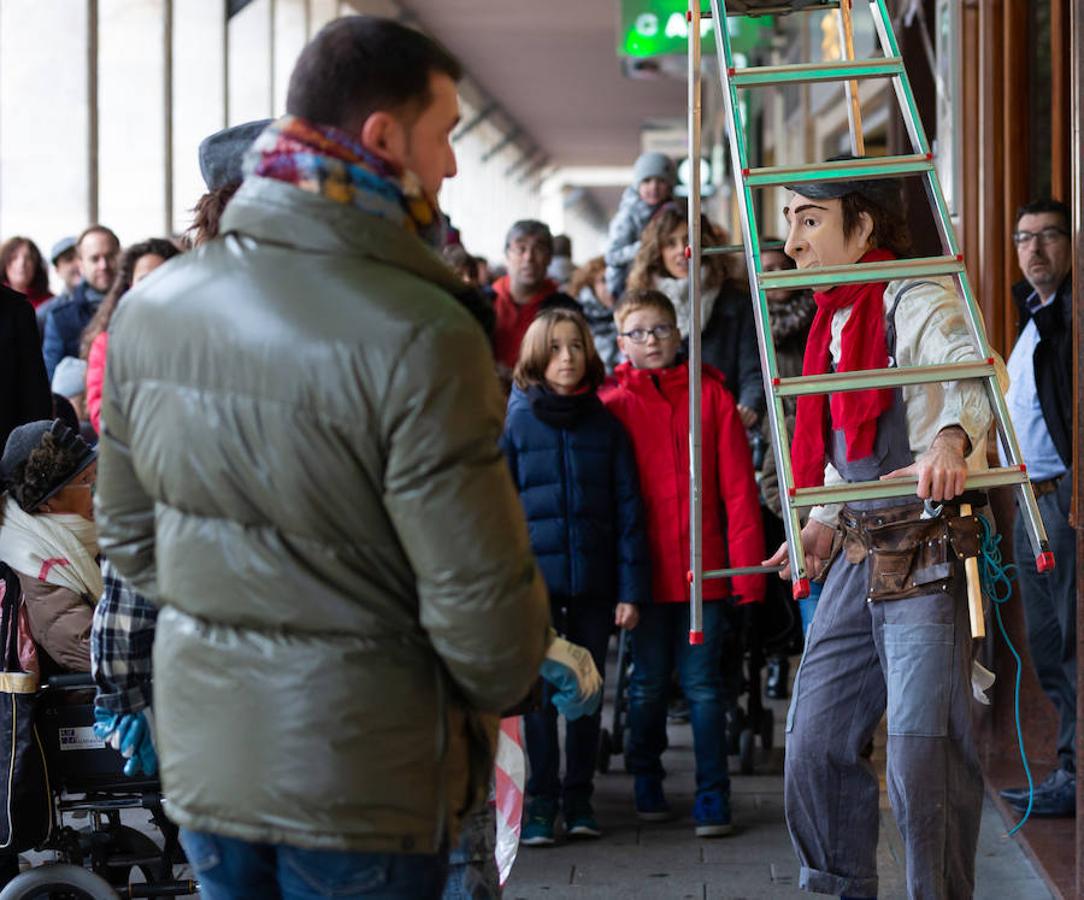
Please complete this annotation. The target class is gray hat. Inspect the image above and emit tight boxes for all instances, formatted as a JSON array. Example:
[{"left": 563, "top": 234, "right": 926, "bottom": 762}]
[
  {"left": 50, "top": 236, "right": 76, "bottom": 264},
  {"left": 632, "top": 151, "right": 676, "bottom": 186},
  {"left": 51, "top": 357, "right": 87, "bottom": 399},
  {"left": 784, "top": 154, "right": 902, "bottom": 208},
  {"left": 1, "top": 419, "right": 97, "bottom": 512},
  {"left": 199, "top": 119, "right": 272, "bottom": 191}
]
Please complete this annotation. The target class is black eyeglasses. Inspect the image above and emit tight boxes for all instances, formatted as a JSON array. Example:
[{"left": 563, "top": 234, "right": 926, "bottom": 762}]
[
  {"left": 620, "top": 324, "right": 676, "bottom": 344},
  {"left": 1012, "top": 227, "right": 1068, "bottom": 247}
]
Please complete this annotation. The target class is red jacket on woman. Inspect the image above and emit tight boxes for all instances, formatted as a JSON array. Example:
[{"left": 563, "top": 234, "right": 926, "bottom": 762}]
[
  {"left": 600, "top": 360, "right": 765, "bottom": 605},
  {"left": 86, "top": 331, "right": 108, "bottom": 434}
]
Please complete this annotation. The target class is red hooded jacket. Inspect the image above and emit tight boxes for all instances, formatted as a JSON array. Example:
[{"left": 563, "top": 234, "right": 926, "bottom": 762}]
[{"left": 600, "top": 361, "right": 765, "bottom": 605}]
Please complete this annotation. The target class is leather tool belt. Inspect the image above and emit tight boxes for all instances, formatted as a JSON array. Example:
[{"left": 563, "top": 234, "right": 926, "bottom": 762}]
[
  {"left": 1031, "top": 475, "right": 1063, "bottom": 499},
  {"left": 839, "top": 498, "right": 983, "bottom": 602}
]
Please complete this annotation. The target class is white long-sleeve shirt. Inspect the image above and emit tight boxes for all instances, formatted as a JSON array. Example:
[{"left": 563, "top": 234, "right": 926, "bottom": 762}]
[{"left": 808, "top": 277, "right": 1001, "bottom": 528}]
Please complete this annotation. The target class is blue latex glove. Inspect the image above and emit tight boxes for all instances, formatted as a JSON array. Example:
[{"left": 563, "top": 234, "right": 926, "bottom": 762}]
[
  {"left": 93, "top": 706, "right": 158, "bottom": 777},
  {"left": 539, "top": 636, "right": 603, "bottom": 720}
]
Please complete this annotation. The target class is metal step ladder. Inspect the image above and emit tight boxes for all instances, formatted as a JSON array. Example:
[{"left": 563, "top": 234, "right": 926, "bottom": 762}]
[{"left": 684, "top": 0, "right": 1054, "bottom": 642}]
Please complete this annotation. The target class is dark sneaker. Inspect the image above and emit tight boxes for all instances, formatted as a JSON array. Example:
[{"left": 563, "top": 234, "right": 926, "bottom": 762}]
[
  {"left": 999, "top": 767, "right": 1067, "bottom": 805},
  {"left": 634, "top": 776, "right": 672, "bottom": 822},
  {"left": 563, "top": 795, "right": 602, "bottom": 839},
  {"left": 1007, "top": 769, "right": 1076, "bottom": 818},
  {"left": 667, "top": 696, "right": 690, "bottom": 722},
  {"left": 694, "top": 790, "right": 733, "bottom": 837},
  {"left": 521, "top": 796, "right": 557, "bottom": 846}
]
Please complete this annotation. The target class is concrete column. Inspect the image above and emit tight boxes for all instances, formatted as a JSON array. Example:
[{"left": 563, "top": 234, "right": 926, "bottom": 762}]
[
  {"left": 97, "top": 0, "right": 167, "bottom": 243},
  {"left": 0, "top": 0, "right": 92, "bottom": 260},
  {"left": 307, "top": 0, "right": 339, "bottom": 36},
  {"left": 172, "top": 0, "right": 226, "bottom": 234},
  {"left": 273, "top": 0, "right": 307, "bottom": 114},
  {"left": 228, "top": 0, "right": 272, "bottom": 126}
]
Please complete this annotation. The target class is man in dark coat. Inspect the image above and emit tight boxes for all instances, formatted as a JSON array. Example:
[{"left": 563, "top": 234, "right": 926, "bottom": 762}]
[
  {"left": 42, "top": 225, "right": 119, "bottom": 380},
  {"left": 0, "top": 285, "right": 51, "bottom": 449},
  {"left": 998, "top": 199, "right": 1076, "bottom": 818}
]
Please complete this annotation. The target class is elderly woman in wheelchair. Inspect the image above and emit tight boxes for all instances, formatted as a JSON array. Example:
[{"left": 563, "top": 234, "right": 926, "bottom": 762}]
[{"left": 0, "top": 421, "right": 181, "bottom": 897}]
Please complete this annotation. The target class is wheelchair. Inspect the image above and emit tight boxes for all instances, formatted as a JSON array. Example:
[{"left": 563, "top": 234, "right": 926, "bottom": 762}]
[{"left": 0, "top": 674, "right": 196, "bottom": 900}]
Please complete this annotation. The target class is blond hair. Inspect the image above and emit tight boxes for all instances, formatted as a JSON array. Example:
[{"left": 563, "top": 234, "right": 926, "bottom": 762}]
[
  {"left": 613, "top": 288, "right": 678, "bottom": 332},
  {"left": 513, "top": 307, "right": 606, "bottom": 391}
]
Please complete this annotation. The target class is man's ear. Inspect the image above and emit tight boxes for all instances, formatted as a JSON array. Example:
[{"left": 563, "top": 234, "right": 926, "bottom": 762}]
[{"left": 359, "top": 111, "right": 407, "bottom": 169}]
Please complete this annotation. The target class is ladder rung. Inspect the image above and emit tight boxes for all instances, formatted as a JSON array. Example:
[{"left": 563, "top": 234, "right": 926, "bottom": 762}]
[
  {"left": 704, "top": 564, "right": 784, "bottom": 580},
  {"left": 703, "top": 241, "right": 785, "bottom": 256},
  {"left": 759, "top": 255, "right": 964, "bottom": 290},
  {"left": 726, "top": 1, "right": 840, "bottom": 16},
  {"left": 789, "top": 466, "right": 1030, "bottom": 509},
  {"left": 729, "top": 57, "right": 904, "bottom": 88},
  {"left": 743, "top": 153, "right": 935, "bottom": 188},
  {"left": 774, "top": 360, "right": 997, "bottom": 397}
]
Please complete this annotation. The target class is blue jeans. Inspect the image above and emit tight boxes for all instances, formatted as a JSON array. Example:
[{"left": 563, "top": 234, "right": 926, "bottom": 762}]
[
  {"left": 1013, "top": 475, "right": 1077, "bottom": 769},
  {"left": 524, "top": 599, "right": 612, "bottom": 803},
  {"left": 625, "top": 601, "right": 730, "bottom": 796},
  {"left": 180, "top": 829, "right": 448, "bottom": 899}
]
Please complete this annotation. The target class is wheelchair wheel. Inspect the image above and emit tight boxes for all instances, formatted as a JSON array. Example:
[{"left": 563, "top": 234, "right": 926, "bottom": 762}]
[
  {"left": 79, "top": 825, "right": 161, "bottom": 888},
  {"left": 597, "top": 729, "right": 613, "bottom": 774},
  {"left": 0, "top": 863, "right": 120, "bottom": 900}
]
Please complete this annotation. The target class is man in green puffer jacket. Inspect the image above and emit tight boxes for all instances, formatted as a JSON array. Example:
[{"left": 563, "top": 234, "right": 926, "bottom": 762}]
[{"left": 94, "top": 16, "right": 552, "bottom": 898}]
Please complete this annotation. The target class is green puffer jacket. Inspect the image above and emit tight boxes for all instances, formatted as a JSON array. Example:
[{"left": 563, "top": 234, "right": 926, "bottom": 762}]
[{"left": 95, "top": 176, "right": 551, "bottom": 854}]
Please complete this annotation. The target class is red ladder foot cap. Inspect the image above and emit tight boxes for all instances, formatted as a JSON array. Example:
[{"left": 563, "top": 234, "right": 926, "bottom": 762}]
[
  {"left": 689, "top": 630, "right": 705, "bottom": 645},
  {"left": 686, "top": 570, "right": 694, "bottom": 584},
  {"left": 793, "top": 577, "right": 811, "bottom": 600},
  {"left": 1037, "top": 551, "right": 1056, "bottom": 573}
]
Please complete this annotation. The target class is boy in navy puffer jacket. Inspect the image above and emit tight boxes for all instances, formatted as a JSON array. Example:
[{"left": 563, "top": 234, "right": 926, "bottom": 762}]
[{"left": 501, "top": 307, "right": 650, "bottom": 845}]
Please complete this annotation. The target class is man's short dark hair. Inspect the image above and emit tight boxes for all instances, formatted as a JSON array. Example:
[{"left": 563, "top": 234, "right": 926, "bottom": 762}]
[
  {"left": 504, "top": 220, "right": 553, "bottom": 254},
  {"left": 840, "top": 193, "right": 912, "bottom": 258},
  {"left": 286, "top": 17, "right": 462, "bottom": 133},
  {"left": 76, "top": 225, "right": 120, "bottom": 251},
  {"left": 1015, "top": 198, "right": 1070, "bottom": 232}
]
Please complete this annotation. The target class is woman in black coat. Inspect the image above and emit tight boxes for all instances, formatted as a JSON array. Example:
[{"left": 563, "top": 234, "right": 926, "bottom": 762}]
[{"left": 0, "top": 285, "right": 51, "bottom": 449}]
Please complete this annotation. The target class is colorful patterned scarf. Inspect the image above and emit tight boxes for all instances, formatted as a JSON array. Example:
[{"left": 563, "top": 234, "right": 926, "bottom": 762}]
[{"left": 245, "top": 116, "right": 446, "bottom": 248}]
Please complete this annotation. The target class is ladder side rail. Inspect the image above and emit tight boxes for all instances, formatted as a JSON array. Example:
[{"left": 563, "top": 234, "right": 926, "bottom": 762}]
[
  {"left": 869, "top": 0, "right": 1052, "bottom": 559},
  {"left": 712, "top": 0, "right": 810, "bottom": 598},
  {"left": 868, "top": 0, "right": 930, "bottom": 155},
  {"left": 837, "top": 0, "right": 866, "bottom": 156},
  {"left": 688, "top": 0, "right": 706, "bottom": 642}
]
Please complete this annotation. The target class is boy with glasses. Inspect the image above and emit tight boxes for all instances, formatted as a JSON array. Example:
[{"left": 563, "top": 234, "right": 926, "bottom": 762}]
[{"left": 600, "top": 289, "right": 765, "bottom": 837}]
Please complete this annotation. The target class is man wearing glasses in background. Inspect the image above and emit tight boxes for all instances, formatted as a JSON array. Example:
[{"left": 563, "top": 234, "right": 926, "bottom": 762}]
[{"left": 998, "top": 199, "right": 1077, "bottom": 818}]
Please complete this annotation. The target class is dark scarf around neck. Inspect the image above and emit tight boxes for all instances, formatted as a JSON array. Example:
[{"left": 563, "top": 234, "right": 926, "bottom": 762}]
[{"left": 527, "top": 385, "right": 600, "bottom": 430}]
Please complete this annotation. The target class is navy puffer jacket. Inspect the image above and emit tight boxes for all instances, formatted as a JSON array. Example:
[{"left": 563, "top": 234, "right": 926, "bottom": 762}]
[{"left": 501, "top": 385, "right": 650, "bottom": 605}]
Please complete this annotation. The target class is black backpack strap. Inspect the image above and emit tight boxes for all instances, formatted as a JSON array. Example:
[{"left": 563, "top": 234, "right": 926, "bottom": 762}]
[
  {"left": 0, "top": 563, "right": 21, "bottom": 673},
  {"left": 885, "top": 280, "right": 938, "bottom": 365}
]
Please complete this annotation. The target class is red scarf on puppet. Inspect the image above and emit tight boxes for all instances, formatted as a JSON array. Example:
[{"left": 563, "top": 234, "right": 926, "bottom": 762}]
[{"left": 791, "top": 247, "right": 897, "bottom": 488}]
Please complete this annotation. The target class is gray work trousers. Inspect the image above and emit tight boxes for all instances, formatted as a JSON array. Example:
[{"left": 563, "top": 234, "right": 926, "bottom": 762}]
[{"left": 784, "top": 553, "right": 983, "bottom": 898}]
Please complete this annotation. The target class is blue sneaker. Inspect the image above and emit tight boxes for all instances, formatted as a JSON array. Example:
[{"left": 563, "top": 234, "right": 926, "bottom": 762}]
[
  {"left": 634, "top": 776, "right": 672, "bottom": 822},
  {"left": 694, "top": 790, "right": 733, "bottom": 837},
  {"left": 521, "top": 796, "right": 556, "bottom": 846}
]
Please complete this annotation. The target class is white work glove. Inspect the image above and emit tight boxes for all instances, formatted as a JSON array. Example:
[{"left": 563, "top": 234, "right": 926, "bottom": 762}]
[{"left": 539, "top": 636, "right": 603, "bottom": 720}]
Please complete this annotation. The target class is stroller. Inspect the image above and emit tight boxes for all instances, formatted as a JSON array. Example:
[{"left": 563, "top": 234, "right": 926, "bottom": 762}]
[{"left": 596, "top": 604, "right": 787, "bottom": 777}]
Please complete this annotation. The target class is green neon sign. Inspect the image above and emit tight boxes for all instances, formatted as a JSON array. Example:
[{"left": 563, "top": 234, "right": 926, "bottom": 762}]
[{"left": 618, "top": 2, "right": 770, "bottom": 58}]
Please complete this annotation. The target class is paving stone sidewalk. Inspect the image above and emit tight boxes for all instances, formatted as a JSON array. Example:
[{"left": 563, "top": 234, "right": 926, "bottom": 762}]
[{"left": 505, "top": 651, "right": 1053, "bottom": 900}]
